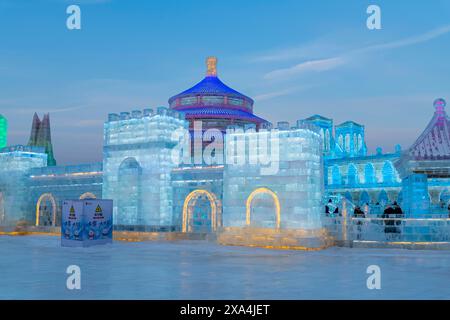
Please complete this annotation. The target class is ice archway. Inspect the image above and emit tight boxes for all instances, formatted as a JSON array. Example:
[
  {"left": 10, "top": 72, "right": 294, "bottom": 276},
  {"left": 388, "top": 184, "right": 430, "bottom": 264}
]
[{"left": 246, "top": 187, "right": 281, "bottom": 229}]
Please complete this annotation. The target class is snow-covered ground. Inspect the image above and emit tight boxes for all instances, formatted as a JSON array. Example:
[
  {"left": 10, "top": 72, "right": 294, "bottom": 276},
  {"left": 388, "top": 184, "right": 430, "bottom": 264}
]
[{"left": 0, "top": 235, "right": 449, "bottom": 299}]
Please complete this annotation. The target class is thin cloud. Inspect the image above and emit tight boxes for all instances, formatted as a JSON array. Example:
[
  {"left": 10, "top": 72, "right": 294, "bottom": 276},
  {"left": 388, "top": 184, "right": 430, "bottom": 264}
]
[
  {"left": 263, "top": 24, "right": 450, "bottom": 80},
  {"left": 362, "top": 24, "right": 450, "bottom": 52},
  {"left": 254, "top": 85, "right": 316, "bottom": 102},
  {"left": 264, "top": 57, "right": 345, "bottom": 80},
  {"left": 254, "top": 88, "right": 299, "bottom": 101},
  {"left": 2, "top": 104, "right": 89, "bottom": 115},
  {"left": 73, "top": 119, "right": 104, "bottom": 127}
]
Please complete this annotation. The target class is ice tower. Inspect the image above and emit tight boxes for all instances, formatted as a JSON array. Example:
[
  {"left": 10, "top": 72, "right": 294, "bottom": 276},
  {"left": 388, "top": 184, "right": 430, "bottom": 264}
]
[
  {"left": 27, "top": 113, "right": 57, "bottom": 166},
  {"left": 335, "top": 121, "right": 367, "bottom": 158},
  {"left": 102, "top": 107, "right": 187, "bottom": 227},
  {"left": 218, "top": 121, "right": 330, "bottom": 249},
  {"left": 302, "top": 115, "right": 335, "bottom": 158}
]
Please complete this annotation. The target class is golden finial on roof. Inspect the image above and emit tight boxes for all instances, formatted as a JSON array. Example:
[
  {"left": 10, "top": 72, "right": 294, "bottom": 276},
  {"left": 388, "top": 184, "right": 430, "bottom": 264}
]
[{"left": 206, "top": 56, "right": 217, "bottom": 77}]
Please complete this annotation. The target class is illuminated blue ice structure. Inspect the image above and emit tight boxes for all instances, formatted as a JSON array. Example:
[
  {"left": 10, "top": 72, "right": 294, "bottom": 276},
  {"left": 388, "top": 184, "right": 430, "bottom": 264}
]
[
  {"left": 0, "top": 145, "right": 47, "bottom": 225},
  {"left": 218, "top": 121, "right": 331, "bottom": 249},
  {"left": 322, "top": 99, "right": 450, "bottom": 244},
  {"left": 102, "top": 107, "right": 188, "bottom": 230}
]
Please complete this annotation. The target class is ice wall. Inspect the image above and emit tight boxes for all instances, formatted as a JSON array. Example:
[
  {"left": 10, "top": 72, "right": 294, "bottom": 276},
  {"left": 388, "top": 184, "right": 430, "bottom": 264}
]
[
  {"left": 29, "top": 163, "right": 103, "bottom": 225},
  {"left": 103, "top": 107, "right": 187, "bottom": 227},
  {"left": 0, "top": 146, "right": 47, "bottom": 225},
  {"left": 171, "top": 165, "right": 224, "bottom": 232}
]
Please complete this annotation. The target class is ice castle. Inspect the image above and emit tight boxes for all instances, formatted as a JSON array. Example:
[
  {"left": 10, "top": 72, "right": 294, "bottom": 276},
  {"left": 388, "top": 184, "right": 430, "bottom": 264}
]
[{"left": 1, "top": 57, "right": 450, "bottom": 248}]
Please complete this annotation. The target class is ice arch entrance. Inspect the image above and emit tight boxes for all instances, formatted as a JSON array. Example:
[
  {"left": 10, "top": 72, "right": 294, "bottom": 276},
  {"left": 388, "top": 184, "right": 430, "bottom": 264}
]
[
  {"left": 182, "top": 190, "right": 220, "bottom": 233},
  {"left": 79, "top": 192, "right": 96, "bottom": 200},
  {"left": 35, "top": 193, "right": 57, "bottom": 226},
  {"left": 246, "top": 187, "right": 281, "bottom": 229}
]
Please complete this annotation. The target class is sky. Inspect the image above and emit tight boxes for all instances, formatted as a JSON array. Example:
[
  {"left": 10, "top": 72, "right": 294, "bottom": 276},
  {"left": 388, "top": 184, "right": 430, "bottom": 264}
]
[{"left": 0, "top": 0, "right": 450, "bottom": 164}]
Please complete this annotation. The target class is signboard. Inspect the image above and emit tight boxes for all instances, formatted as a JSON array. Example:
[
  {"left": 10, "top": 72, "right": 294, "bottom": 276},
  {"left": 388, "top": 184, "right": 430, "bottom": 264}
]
[{"left": 61, "top": 199, "right": 113, "bottom": 247}]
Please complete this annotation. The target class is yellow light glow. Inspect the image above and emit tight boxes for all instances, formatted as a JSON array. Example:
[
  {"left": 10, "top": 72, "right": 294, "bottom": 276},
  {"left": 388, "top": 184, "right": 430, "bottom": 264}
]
[
  {"left": 342, "top": 200, "right": 348, "bottom": 241},
  {"left": 245, "top": 187, "right": 281, "bottom": 229},
  {"left": 35, "top": 193, "right": 57, "bottom": 227},
  {"left": 79, "top": 192, "right": 97, "bottom": 200},
  {"left": 182, "top": 189, "right": 219, "bottom": 233}
]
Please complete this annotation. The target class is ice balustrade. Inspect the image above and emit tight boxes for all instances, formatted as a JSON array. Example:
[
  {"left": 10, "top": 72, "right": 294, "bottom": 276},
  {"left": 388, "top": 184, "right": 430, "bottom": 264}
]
[{"left": 322, "top": 197, "right": 450, "bottom": 242}]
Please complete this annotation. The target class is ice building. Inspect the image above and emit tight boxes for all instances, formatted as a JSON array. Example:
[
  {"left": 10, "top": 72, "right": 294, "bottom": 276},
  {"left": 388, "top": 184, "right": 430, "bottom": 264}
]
[
  {"left": 302, "top": 114, "right": 400, "bottom": 209},
  {"left": 0, "top": 57, "right": 449, "bottom": 248}
]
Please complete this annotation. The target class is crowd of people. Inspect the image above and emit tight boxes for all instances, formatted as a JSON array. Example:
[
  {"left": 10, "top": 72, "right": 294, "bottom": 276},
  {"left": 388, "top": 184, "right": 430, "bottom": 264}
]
[{"left": 325, "top": 200, "right": 405, "bottom": 236}]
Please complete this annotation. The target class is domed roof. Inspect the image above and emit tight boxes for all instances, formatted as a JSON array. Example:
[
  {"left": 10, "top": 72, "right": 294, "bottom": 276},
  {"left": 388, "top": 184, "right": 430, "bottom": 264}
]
[
  {"left": 408, "top": 98, "right": 450, "bottom": 160},
  {"left": 167, "top": 57, "right": 269, "bottom": 128},
  {"left": 170, "top": 75, "right": 253, "bottom": 101},
  {"left": 168, "top": 57, "right": 254, "bottom": 109}
]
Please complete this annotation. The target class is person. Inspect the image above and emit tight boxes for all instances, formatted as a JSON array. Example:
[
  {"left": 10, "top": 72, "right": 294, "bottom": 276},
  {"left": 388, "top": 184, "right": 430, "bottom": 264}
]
[
  {"left": 353, "top": 206, "right": 365, "bottom": 218},
  {"left": 333, "top": 206, "right": 340, "bottom": 216},
  {"left": 325, "top": 199, "right": 332, "bottom": 216},
  {"left": 363, "top": 202, "right": 370, "bottom": 217},
  {"left": 382, "top": 202, "right": 401, "bottom": 237},
  {"left": 392, "top": 201, "right": 403, "bottom": 215},
  {"left": 447, "top": 203, "right": 450, "bottom": 218},
  {"left": 353, "top": 206, "right": 365, "bottom": 240}
]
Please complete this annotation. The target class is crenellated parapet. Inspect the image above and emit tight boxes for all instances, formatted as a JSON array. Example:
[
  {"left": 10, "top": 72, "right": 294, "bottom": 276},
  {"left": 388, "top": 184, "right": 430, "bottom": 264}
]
[
  {"left": 0, "top": 145, "right": 48, "bottom": 172},
  {"left": 104, "top": 107, "right": 188, "bottom": 148}
]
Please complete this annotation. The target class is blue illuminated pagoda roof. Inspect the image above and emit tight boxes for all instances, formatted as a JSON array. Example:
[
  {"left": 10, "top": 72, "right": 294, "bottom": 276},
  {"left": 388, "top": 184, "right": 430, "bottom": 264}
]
[
  {"left": 179, "top": 107, "right": 267, "bottom": 123},
  {"left": 168, "top": 57, "right": 254, "bottom": 108},
  {"left": 169, "top": 75, "right": 254, "bottom": 104},
  {"left": 168, "top": 57, "right": 269, "bottom": 128},
  {"left": 408, "top": 98, "right": 450, "bottom": 160}
]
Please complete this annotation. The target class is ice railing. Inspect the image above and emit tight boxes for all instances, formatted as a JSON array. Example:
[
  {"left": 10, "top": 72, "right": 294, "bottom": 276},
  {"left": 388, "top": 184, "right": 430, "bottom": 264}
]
[{"left": 322, "top": 197, "right": 450, "bottom": 242}]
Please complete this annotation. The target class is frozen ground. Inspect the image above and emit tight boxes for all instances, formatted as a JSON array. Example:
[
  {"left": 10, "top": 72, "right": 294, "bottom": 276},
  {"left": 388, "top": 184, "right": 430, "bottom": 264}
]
[{"left": 0, "top": 235, "right": 449, "bottom": 299}]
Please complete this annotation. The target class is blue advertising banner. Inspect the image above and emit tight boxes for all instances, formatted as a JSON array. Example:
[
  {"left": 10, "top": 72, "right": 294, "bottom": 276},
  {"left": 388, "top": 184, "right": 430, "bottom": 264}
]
[{"left": 61, "top": 199, "right": 113, "bottom": 247}]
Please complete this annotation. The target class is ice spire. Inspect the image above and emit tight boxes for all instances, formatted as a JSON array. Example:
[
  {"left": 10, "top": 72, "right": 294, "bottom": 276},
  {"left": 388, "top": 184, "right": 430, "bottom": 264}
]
[{"left": 27, "top": 112, "right": 56, "bottom": 166}]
